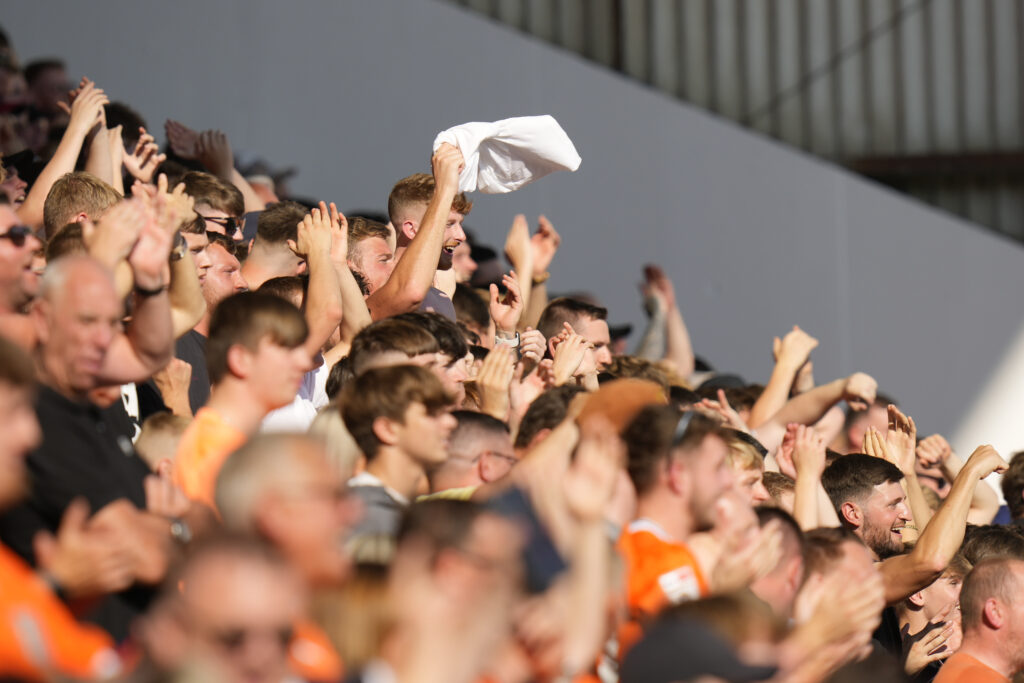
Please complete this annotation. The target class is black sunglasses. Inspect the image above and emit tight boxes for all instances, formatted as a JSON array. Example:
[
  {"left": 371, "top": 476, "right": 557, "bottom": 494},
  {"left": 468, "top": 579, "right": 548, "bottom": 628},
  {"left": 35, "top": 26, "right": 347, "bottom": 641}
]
[
  {"left": 201, "top": 215, "right": 244, "bottom": 233},
  {"left": 0, "top": 225, "right": 35, "bottom": 248}
]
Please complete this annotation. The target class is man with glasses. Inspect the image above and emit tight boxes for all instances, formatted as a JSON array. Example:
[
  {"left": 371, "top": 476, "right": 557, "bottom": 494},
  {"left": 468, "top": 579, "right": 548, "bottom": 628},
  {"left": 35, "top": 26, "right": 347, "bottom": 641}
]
[
  {"left": 0, "top": 196, "right": 41, "bottom": 318},
  {"left": 135, "top": 535, "right": 312, "bottom": 683},
  {"left": 180, "top": 171, "right": 246, "bottom": 243},
  {"left": 426, "top": 411, "right": 517, "bottom": 498}
]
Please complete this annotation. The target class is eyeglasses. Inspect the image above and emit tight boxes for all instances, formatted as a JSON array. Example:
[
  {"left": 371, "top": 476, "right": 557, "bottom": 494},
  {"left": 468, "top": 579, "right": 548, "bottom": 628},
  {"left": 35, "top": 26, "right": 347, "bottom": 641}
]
[
  {"left": 0, "top": 225, "right": 34, "bottom": 247},
  {"left": 200, "top": 215, "right": 244, "bottom": 234},
  {"left": 211, "top": 624, "right": 294, "bottom": 653}
]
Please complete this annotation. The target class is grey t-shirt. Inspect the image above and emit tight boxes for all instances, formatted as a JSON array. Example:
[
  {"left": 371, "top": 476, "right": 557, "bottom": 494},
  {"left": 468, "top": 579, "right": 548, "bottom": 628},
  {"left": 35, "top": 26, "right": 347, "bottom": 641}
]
[{"left": 419, "top": 286, "right": 456, "bottom": 321}]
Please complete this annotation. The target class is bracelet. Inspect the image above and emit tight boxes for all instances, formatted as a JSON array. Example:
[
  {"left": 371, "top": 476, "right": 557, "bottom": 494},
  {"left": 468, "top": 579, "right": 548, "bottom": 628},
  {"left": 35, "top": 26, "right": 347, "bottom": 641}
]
[
  {"left": 494, "top": 331, "right": 520, "bottom": 348},
  {"left": 531, "top": 272, "right": 551, "bottom": 285},
  {"left": 134, "top": 283, "right": 168, "bottom": 297}
]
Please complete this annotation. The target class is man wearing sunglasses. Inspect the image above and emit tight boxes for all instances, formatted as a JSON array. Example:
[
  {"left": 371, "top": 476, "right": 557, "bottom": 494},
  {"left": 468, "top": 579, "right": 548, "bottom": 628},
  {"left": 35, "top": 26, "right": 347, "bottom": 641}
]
[
  {"left": 0, "top": 197, "right": 42, "bottom": 347},
  {"left": 181, "top": 171, "right": 246, "bottom": 243},
  {"left": 136, "top": 536, "right": 310, "bottom": 683}
]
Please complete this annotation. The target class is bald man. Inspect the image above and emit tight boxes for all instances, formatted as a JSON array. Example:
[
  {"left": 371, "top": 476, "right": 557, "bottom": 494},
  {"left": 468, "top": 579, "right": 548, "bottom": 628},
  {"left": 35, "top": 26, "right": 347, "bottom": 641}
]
[{"left": 0, "top": 255, "right": 180, "bottom": 641}]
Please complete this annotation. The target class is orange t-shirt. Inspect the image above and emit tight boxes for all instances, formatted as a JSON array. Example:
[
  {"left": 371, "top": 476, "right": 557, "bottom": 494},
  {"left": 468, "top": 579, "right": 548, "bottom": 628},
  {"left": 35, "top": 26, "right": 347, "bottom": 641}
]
[
  {"left": 615, "top": 519, "right": 710, "bottom": 660},
  {"left": 174, "top": 407, "right": 247, "bottom": 509},
  {"left": 0, "top": 544, "right": 120, "bottom": 681},
  {"left": 933, "top": 652, "right": 1010, "bottom": 683}
]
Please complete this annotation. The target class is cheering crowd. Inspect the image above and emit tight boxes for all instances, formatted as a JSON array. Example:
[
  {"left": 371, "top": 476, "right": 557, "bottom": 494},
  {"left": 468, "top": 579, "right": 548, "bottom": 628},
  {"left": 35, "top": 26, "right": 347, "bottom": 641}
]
[{"left": 4, "top": 25, "right": 1024, "bottom": 683}]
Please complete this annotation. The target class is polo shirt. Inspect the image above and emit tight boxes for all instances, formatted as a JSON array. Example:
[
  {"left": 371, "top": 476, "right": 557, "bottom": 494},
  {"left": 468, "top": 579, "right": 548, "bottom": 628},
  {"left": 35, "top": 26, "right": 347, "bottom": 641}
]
[{"left": 0, "top": 384, "right": 155, "bottom": 642}]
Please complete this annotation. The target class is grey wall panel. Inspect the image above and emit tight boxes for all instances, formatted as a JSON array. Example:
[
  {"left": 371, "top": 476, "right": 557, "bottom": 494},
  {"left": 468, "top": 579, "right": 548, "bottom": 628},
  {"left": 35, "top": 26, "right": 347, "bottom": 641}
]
[{"left": 5, "top": 0, "right": 1024, "bottom": 451}]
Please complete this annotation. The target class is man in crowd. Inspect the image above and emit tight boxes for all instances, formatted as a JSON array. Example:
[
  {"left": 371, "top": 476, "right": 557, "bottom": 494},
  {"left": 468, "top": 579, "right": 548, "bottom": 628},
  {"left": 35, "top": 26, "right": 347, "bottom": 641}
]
[
  {"left": 426, "top": 411, "right": 517, "bottom": 496},
  {"left": 174, "top": 291, "right": 312, "bottom": 510},
  {"left": 341, "top": 365, "right": 456, "bottom": 541},
  {"left": 173, "top": 232, "right": 247, "bottom": 412},
  {"left": 0, "top": 249, "right": 182, "bottom": 641},
  {"left": 935, "top": 557, "right": 1024, "bottom": 682},
  {"left": 367, "top": 144, "right": 465, "bottom": 320},
  {"left": 823, "top": 447, "right": 1007, "bottom": 603}
]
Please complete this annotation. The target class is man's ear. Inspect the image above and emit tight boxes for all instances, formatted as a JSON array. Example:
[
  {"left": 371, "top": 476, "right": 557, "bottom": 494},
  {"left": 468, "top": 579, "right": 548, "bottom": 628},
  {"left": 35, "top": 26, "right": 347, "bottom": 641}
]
[
  {"left": 73, "top": 212, "right": 89, "bottom": 224},
  {"left": 840, "top": 501, "right": 862, "bottom": 528},
  {"left": 666, "top": 458, "right": 690, "bottom": 496},
  {"left": 372, "top": 415, "right": 400, "bottom": 447},
  {"left": 907, "top": 590, "right": 926, "bottom": 608},
  {"left": 400, "top": 220, "right": 418, "bottom": 241},
  {"left": 226, "top": 343, "right": 253, "bottom": 379},
  {"left": 983, "top": 598, "right": 1005, "bottom": 630}
]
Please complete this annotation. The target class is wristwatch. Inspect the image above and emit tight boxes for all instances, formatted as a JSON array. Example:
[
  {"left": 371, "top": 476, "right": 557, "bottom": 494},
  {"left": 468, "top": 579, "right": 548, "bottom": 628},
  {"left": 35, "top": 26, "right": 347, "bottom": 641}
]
[{"left": 169, "top": 517, "right": 193, "bottom": 545}]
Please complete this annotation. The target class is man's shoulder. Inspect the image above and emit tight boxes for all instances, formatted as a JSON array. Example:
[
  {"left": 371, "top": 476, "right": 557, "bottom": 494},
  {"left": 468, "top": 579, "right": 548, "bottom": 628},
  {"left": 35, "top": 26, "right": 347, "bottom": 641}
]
[{"left": 934, "top": 652, "right": 1009, "bottom": 683}]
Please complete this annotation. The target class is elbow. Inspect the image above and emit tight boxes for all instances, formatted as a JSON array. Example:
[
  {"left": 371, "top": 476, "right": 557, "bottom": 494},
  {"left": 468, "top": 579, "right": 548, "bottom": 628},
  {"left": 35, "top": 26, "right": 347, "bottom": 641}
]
[{"left": 915, "top": 550, "right": 948, "bottom": 578}]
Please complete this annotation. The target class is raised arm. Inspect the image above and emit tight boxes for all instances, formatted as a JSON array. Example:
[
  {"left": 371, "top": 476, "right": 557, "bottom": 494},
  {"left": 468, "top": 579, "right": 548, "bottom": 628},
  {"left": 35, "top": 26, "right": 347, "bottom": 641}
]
[
  {"left": 97, "top": 199, "right": 175, "bottom": 384},
  {"left": 519, "top": 215, "right": 561, "bottom": 331},
  {"left": 754, "top": 372, "right": 877, "bottom": 453},
  {"left": 288, "top": 202, "right": 344, "bottom": 358},
  {"left": 918, "top": 434, "right": 1001, "bottom": 525},
  {"left": 878, "top": 445, "right": 1007, "bottom": 604},
  {"left": 18, "top": 81, "right": 109, "bottom": 233},
  {"left": 366, "top": 143, "right": 463, "bottom": 319},
  {"left": 645, "top": 264, "right": 695, "bottom": 380},
  {"left": 194, "top": 129, "right": 266, "bottom": 213},
  {"left": 748, "top": 326, "right": 818, "bottom": 429}
]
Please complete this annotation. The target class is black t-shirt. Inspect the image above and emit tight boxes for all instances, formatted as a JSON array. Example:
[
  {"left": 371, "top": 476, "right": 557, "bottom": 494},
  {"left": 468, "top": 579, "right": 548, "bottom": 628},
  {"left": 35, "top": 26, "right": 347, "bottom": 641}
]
[
  {"left": 0, "top": 384, "right": 155, "bottom": 642},
  {"left": 174, "top": 329, "right": 210, "bottom": 412}
]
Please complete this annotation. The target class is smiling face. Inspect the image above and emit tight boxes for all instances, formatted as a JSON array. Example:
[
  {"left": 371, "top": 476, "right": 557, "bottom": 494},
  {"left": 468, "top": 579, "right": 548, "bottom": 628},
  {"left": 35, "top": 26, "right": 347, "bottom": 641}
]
[
  {"left": 859, "top": 480, "right": 911, "bottom": 559},
  {"left": 0, "top": 205, "right": 42, "bottom": 311},
  {"left": 0, "top": 167, "right": 27, "bottom": 207},
  {"left": 437, "top": 210, "right": 467, "bottom": 271}
]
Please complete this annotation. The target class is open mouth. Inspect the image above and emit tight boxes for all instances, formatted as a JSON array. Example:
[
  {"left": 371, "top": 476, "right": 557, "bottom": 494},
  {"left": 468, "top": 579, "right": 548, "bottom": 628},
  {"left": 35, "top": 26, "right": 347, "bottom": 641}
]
[{"left": 441, "top": 241, "right": 460, "bottom": 256}]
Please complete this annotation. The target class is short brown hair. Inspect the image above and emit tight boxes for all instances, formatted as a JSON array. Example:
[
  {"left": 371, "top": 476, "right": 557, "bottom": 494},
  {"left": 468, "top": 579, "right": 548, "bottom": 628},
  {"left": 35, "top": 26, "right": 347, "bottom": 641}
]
[
  {"left": 347, "top": 319, "right": 439, "bottom": 376},
  {"left": 1002, "top": 451, "right": 1024, "bottom": 521},
  {"left": 340, "top": 364, "right": 452, "bottom": 460},
  {"left": 43, "top": 172, "right": 121, "bottom": 236},
  {"left": 622, "top": 405, "right": 726, "bottom": 496},
  {"left": 802, "top": 527, "right": 862, "bottom": 577},
  {"left": 960, "top": 557, "right": 1024, "bottom": 631},
  {"left": 387, "top": 173, "right": 472, "bottom": 225},
  {"left": 206, "top": 291, "right": 308, "bottom": 383},
  {"left": 181, "top": 171, "right": 244, "bottom": 217},
  {"left": 44, "top": 222, "right": 86, "bottom": 262},
  {"left": 254, "top": 201, "right": 307, "bottom": 245},
  {"left": 537, "top": 297, "right": 608, "bottom": 346},
  {"left": 348, "top": 216, "right": 391, "bottom": 259},
  {"left": 763, "top": 472, "right": 795, "bottom": 502},
  {"left": 180, "top": 213, "right": 206, "bottom": 235}
]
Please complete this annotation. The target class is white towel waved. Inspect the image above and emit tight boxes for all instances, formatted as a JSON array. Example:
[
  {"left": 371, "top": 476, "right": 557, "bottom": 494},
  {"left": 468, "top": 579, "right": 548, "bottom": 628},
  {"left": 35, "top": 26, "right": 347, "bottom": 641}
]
[{"left": 432, "top": 115, "right": 581, "bottom": 194}]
